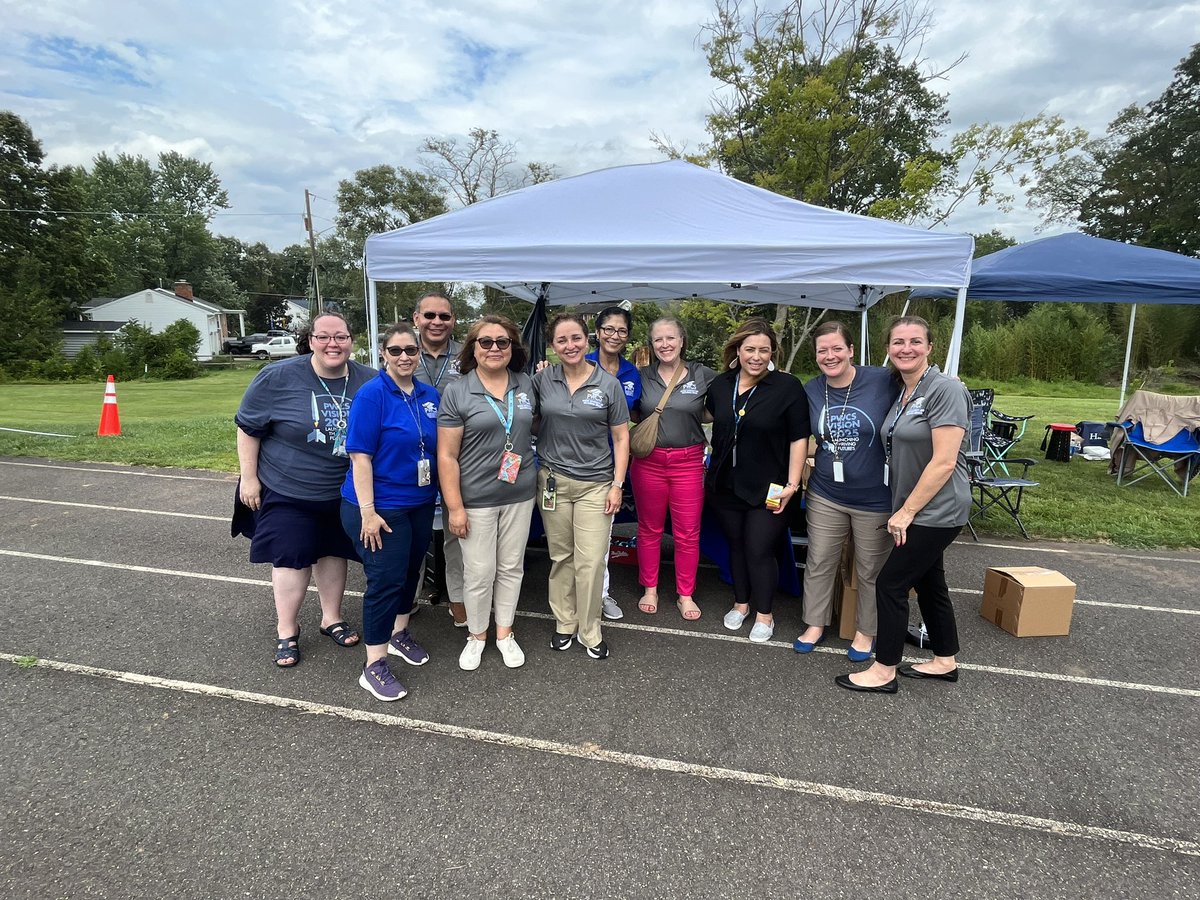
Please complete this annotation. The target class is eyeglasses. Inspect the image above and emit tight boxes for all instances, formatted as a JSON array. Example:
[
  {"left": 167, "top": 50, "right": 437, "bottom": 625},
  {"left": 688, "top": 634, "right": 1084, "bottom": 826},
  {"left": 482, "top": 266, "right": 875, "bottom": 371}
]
[
  {"left": 598, "top": 325, "right": 629, "bottom": 338},
  {"left": 384, "top": 345, "right": 420, "bottom": 357},
  {"left": 312, "top": 333, "right": 351, "bottom": 344},
  {"left": 477, "top": 337, "right": 512, "bottom": 350},
  {"left": 421, "top": 311, "right": 453, "bottom": 322}
]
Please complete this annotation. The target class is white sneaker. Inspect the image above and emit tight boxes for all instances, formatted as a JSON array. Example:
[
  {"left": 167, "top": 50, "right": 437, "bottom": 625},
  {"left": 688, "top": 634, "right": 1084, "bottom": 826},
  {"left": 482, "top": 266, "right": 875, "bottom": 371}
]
[
  {"left": 495, "top": 633, "right": 525, "bottom": 668},
  {"left": 748, "top": 620, "right": 775, "bottom": 643},
  {"left": 723, "top": 607, "right": 748, "bottom": 630},
  {"left": 458, "top": 635, "right": 485, "bottom": 671}
]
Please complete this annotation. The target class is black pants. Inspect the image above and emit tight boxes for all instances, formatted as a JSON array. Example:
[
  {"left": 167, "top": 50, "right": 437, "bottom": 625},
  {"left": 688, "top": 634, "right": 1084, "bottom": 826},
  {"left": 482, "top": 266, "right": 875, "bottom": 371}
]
[
  {"left": 875, "top": 524, "right": 962, "bottom": 666},
  {"left": 710, "top": 502, "right": 790, "bottom": 615}
]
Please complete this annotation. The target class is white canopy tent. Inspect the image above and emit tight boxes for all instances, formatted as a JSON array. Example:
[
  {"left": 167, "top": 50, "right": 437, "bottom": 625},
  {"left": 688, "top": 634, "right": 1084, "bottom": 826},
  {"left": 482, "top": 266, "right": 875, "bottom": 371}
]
[{"left": 364, "top": 160, "right": 975, "bottom": 367}]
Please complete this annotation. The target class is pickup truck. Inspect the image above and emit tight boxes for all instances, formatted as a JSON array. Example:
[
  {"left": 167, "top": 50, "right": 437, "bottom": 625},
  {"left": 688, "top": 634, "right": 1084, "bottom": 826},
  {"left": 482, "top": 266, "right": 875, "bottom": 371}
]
[
  {"left": 251, "top": 335, "right": 298, "bottom": 359},
  {"left": 223, "top": 330, "right": 289, "bottom": 355}
]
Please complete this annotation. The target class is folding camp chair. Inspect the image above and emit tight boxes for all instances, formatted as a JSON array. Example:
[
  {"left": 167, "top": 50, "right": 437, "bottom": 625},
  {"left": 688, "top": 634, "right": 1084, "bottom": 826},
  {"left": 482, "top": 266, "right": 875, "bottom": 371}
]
[
  {"left": 968, "top": 389, "right": 1035, "bottom": 476},
  {"left": 965, "top": 405, "right": 1039, "bottom": 540},
  {"left": 1114, "top": 421, "right": 1200, "bottom": 497}
]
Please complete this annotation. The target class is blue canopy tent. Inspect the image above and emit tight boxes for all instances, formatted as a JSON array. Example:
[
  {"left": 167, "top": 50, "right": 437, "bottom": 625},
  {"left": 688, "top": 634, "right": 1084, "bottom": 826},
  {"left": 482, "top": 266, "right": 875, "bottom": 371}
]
[{"left": 913, "top": 233, "right": 1200, "bottom": 405}]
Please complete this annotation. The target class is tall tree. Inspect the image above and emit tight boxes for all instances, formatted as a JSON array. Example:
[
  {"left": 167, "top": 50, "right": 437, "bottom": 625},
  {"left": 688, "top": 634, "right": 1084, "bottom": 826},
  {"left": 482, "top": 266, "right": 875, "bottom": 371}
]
[{"left": 419, "top": 127, "right": 558, "bottom": 206}]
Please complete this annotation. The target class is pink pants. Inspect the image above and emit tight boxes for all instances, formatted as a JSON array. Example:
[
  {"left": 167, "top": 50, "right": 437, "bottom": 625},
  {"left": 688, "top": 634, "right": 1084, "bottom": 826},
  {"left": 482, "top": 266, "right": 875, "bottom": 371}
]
[{"left": 629, "top": 444, "right": 706, "bottom": 596}]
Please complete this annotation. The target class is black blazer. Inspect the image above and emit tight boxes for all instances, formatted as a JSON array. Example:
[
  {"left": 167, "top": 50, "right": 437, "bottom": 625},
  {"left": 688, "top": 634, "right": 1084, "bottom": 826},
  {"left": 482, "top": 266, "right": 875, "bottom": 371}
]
[{"left": 706, "top": 369, "right": 810, "bottom": 507}]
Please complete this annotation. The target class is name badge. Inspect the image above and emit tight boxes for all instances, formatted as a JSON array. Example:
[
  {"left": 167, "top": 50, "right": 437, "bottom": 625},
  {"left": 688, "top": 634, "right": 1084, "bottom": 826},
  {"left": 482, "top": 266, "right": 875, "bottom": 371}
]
[
  {"left": 417, "top": 458, "right": 431, "bottom": 487},
  {"left": 498, "top": 450, "right": 522, "bottom": 483},
  {"left": 882, "top": 463, "right": 889, "bottom": 487},
  {"left": 832, "top": 459, "right": 845, "bottom": 483}
]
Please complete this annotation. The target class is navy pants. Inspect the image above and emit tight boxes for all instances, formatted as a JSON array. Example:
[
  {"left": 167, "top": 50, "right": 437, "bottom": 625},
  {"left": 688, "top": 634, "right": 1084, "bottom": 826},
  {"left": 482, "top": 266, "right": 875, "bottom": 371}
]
[
  {"left": 340, "top": 501, "right": 435, "bottom": 646},
  {"left": 875, "top": 524, "right": 962, "bottom": 666},
  {"left": 709, "top": 502, "right": 791, "bottom": 615}
]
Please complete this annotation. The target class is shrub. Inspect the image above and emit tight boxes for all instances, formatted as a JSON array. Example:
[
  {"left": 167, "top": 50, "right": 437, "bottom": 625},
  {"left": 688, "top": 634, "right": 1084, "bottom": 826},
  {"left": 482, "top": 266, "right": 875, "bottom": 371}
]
[{"left": 162, "top": 348, "right": 201, "bottom": 380}]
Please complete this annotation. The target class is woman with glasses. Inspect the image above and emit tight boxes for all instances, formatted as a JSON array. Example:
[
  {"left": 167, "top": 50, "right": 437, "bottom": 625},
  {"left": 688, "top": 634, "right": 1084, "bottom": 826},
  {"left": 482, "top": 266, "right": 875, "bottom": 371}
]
[
  {"left": 585, "top": 306, "right": 642, "bottom": 621},
  {"left": 533, "top": 313, "right": 631, "bottom": 660},
  {"left": 437, "top": 316, "right": 535, "bottom": 671},
  {"left": 705, "top": 318, "right": 809, "bottom": 643},
  {"left": 339, "top": 322, "right": 440, "bottom": 700},
  {"left": 234, "top": 313, "right": 376, "bottom": 668},
  {"left": 631, "top": 317, "right": 715, "bottom": 620}
]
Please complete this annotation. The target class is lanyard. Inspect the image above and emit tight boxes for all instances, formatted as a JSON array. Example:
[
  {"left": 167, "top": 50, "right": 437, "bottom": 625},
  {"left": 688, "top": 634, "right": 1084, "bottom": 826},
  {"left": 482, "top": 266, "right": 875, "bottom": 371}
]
[
  {"left": 484, "top": 388, "right": 515, "bottom": 452},
  {"left": 730, "top": 372, "right": 758, "bottom": 466},
  {"left": 397, "top": 387, "right": 427, "bottom": 459},
  {"left": 822, "top": 372, "right": 854, "bottom": 459},
  {"left": 885, "top": 366, "right": 932, "bottom": 460},
  {"left": 315, "top": 375, "right": 349, "bottom": 427},
  {"left": 421, "top": 349, "right": 452, "bottom": 388}
]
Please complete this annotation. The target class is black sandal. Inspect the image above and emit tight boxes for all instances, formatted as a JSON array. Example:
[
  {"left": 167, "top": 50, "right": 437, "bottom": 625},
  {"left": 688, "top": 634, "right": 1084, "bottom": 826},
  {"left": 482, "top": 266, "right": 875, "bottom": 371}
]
[
  {"left": 275, "top": 634, "right": 300, "bottom": 668},
  {"left": 319, "top": 621, "right": 360, "bottom": 647}
]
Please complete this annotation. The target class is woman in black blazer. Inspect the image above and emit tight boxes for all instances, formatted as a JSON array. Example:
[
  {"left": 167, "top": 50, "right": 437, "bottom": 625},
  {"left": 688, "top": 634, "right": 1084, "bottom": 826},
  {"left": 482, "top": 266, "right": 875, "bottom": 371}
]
[{"left": 705, "top": 318, "right": 809, "bottom": 644}]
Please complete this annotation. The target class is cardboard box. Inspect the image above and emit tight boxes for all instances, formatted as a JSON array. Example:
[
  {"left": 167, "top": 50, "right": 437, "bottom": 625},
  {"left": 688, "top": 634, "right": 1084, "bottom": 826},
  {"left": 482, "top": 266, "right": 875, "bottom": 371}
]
[{"left": 981, "top": 566, "right": 1076, "bottom": 636}]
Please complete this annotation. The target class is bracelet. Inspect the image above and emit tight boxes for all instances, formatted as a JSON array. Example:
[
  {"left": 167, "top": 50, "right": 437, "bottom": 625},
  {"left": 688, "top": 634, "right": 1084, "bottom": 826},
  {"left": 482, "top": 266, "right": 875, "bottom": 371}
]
[
  {"left": 611, "top": 481, "right": 624, "bottom": 489},
  {"left": 360, "top": 502, "right": 375, "bottom": 510}
]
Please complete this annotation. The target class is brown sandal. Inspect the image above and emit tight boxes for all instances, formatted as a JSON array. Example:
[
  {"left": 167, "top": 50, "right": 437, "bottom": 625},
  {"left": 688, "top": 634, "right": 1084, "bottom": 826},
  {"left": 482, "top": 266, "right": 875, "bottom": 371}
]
[{"left": 676, "top": 598, "right": 702, "bottom": 621}]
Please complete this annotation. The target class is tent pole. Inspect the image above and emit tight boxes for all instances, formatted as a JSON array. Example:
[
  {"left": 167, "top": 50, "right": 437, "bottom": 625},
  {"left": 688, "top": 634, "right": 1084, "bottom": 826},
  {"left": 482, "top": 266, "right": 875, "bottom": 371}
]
[
  {"left": 1120, "top": 303, "right": 1137, "bottom": 408},
  {"left": 859, "top": 308, "right": 869, "bottom": 365},
  {"left": 366, "top": 270, "right": 380, "bottom": 368},
  {"left": 945, "top": 285, "right": 969, "bottom": 376}
]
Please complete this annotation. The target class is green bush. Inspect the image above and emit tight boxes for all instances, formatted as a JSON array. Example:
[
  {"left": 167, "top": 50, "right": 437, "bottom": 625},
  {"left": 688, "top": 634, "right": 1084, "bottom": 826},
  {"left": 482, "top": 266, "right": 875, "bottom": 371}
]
[{"left": 162, "top": 348, "right": 201, "bottom": 379}]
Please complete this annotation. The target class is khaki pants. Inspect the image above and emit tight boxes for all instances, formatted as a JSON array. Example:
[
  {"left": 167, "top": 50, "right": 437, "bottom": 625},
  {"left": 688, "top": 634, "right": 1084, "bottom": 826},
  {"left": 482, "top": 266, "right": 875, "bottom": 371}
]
[
  {"left": 459, "top": 498, "right": 535, "bottom": 633},
  {"left": 538, "top": 470, "right": 613, "bottom": 648},
  {"left": 801, "top": 492, "right": 891, "bottom": 635}
]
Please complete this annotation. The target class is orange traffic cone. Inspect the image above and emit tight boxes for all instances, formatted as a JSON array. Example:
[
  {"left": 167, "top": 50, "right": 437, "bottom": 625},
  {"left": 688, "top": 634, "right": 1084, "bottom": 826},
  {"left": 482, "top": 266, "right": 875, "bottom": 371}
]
[{"left": 98, "top": 375, "right": 122, "bottom": 436}]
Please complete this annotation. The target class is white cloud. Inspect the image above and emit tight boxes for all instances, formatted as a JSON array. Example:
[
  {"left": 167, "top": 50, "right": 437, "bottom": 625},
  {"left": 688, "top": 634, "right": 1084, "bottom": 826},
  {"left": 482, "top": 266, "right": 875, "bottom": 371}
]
[{"left": 2, "top": 0, "right": 1196, "bottom": 251}]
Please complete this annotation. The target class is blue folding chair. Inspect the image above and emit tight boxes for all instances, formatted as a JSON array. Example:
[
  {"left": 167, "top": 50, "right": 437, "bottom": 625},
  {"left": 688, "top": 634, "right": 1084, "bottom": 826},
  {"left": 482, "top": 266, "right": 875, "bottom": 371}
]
[{"left": 1114, "top": 421, "right": 1200, "bottom": 497}]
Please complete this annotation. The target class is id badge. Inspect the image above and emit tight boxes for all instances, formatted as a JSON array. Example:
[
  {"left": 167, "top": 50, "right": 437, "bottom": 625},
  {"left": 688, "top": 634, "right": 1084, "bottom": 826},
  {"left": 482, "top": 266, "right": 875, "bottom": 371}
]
[
  {"left": 541, "top": 473, "right": 557, "bottom": 511},
  {"left": 417, "top": 457, "right": 432, "bottom": 487},
  {"left": 882, "top": 462, "right": 889, "bottom": 487},
  {"left": 832, "top": 459, "right": 845, "bottom": 483},
  {"left": 497, "top": 450, "right": 522, "bottom": 484}
]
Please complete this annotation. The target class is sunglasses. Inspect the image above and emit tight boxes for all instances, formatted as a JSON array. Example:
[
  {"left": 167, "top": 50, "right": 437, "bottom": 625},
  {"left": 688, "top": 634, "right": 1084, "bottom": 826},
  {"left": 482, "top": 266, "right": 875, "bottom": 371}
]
[
  {"left": 477, "top": 337, "right": 512, "bottom": 350},
  {"left": 384, "top": 345, "right": 420, "bottom": 357},
  {"left": 421, "top": 311, "right": 453, "bottom": 322}
]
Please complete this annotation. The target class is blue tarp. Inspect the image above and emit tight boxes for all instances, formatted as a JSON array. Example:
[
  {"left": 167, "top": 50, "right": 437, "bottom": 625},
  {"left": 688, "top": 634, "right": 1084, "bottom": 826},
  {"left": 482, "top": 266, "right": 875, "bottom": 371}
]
[{"left": 914, "top": 232, "right": 1200, "bottom": 304}]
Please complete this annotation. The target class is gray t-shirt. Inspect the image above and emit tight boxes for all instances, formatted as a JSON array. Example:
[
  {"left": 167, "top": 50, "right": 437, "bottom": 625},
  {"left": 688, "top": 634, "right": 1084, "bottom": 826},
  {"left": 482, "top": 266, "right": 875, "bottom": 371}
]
[
  {"left": 438, "top": 370, "right": 537, "bottom": 508},
  {"left": 637, "top": 361, "right": 717, "bottom": 448},
  {"left": 532, "top": 362, "right": 630, "bottom": 481},
  {"left": 235, "top": 355, "right": 377, "bottom": 501},
  {"left": 414, "top": 338, "right": 462, "bottom": 393},
  {"left": 886, "top": 367, "right": 972, "bottom": 527}
]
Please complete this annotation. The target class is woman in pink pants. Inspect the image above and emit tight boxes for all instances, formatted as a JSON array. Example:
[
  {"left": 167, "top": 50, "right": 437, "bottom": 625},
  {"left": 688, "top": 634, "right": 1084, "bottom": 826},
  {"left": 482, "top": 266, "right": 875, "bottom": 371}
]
[{"left": 631, "top": 317, "right": 716, "bottom": 620}]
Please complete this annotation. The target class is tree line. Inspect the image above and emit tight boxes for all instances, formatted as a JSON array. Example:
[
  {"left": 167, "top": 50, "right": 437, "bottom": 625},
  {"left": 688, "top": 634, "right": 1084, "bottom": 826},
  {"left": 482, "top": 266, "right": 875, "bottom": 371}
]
[{"left": 1, "top": 1, "right": 1196, "bottom": 382}]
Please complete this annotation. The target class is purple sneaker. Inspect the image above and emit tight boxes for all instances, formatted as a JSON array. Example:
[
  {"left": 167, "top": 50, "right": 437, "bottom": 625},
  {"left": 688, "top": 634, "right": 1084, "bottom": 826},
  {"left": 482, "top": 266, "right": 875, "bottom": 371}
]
[
  {"left": 358, "top": 659, "right": 407, "bottom": 701},
  {"left": 388, "top": 628, "right": 430, "bottom": 666}
]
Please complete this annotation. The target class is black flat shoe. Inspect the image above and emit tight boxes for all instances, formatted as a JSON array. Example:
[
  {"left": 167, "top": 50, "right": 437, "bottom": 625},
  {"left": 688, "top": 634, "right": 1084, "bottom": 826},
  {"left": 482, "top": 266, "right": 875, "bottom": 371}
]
[
  {"left": 898, "top": 664, "right": 959, "bottom": 682},
  {"left": 834, "top": 674, "right": 898, "bottom": 694}
]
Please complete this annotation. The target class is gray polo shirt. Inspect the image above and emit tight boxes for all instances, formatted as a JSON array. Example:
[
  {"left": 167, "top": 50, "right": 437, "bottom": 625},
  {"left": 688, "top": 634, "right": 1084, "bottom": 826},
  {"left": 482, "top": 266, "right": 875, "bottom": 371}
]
[
  {"left": 415, "top": 338, "right": 462, "bottom": 393},
  {"left": 886, "top": 367, "right": 972, "bottom": 527},
  {"left": 438, "top": 370, "right": 537, "bottom": 507},
  {"left": 638, "top": 361, "right": 717, "bottom": 449},
  {"left": 532, "top": 362, "right": 630, "bottom": 482}
]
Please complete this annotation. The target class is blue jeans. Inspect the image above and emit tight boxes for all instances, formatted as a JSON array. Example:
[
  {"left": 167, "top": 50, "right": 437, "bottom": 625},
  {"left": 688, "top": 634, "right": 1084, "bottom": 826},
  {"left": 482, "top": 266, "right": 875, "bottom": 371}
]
[{"left": 340, "top": 501, "right": 435, "bottom": 645}]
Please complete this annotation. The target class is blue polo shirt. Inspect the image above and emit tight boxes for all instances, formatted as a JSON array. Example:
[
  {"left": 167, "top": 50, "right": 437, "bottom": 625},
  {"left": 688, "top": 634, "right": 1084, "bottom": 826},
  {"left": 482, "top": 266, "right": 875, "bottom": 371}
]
[
  {"left": 586, "top": 350, "right": 641, "bottom": 412},
  {"left": 342, "top": 370, "right": 439, "bottom": 509}
]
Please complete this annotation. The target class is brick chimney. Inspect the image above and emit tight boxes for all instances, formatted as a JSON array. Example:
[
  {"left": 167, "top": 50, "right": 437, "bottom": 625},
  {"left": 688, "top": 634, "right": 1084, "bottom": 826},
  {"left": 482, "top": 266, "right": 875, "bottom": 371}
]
[{"left": 173, "top": 281, "right": 194, "bottom": 301}]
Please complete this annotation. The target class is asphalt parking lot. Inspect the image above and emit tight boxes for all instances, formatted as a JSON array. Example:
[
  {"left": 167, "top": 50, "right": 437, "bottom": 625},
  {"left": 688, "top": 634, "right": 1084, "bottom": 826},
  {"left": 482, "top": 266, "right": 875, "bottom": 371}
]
[{"left": 1, "top": 456, "right": 1197, "bottom": 899}]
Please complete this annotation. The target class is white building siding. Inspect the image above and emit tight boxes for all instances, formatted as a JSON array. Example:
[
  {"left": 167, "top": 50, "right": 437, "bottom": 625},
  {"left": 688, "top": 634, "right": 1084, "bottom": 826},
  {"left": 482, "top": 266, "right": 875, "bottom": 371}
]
[{"left": 87, "top": 290, "right": 224, "bottom": 360}]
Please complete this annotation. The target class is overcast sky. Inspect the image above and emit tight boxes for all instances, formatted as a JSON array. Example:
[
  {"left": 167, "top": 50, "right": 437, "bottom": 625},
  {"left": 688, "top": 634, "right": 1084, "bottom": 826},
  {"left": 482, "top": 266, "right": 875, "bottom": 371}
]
[{"left": 3, "top": 0, "right": 1196, "bottom": 252}]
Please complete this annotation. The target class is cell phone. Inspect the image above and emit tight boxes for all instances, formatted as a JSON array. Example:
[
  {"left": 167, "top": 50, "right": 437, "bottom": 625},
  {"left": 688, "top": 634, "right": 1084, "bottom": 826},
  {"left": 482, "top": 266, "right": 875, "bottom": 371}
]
[{"left": 765, "top": 482, "right": 785, "bottom": 510}]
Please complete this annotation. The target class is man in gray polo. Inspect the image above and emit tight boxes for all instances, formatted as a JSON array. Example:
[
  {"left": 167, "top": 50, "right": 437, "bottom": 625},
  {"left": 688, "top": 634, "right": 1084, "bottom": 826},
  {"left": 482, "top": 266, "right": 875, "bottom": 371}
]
[{"left": 413, "top": 292, "right": 465, "bottom": 627}]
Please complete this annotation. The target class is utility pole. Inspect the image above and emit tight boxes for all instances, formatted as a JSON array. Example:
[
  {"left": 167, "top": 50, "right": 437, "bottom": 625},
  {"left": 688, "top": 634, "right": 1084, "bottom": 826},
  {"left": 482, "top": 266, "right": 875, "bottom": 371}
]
[{"left": 303, "top": 189, "right": 322, "bottom": 319}]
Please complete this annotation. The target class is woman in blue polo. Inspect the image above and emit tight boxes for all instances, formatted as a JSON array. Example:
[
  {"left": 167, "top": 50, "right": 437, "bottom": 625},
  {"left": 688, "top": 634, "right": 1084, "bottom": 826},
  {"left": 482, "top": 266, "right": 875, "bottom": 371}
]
[{"left": 340, "top": 323, "right": 440, "bottom": 701}]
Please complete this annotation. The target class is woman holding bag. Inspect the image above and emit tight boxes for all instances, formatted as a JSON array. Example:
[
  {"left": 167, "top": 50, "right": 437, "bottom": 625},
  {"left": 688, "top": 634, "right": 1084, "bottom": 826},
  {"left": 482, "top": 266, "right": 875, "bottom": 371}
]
[{"left": 630, "top": 317, "right": 716, "bottom": 620}]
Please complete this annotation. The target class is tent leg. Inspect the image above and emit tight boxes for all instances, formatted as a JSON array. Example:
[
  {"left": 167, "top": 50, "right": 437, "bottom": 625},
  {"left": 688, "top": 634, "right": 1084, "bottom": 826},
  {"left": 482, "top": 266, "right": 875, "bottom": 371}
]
[
  {"left": 945, "top": 285, "right": 969, "bottom": 376},
  {"left": 366, "top": 275, "right": 380, "bottom": 367},
  {"left": 1119, "top": 303, "right": 1137, "bottom": 409},
  {"left": 859, "top": 308, "right": 869, "bottom": 366}
]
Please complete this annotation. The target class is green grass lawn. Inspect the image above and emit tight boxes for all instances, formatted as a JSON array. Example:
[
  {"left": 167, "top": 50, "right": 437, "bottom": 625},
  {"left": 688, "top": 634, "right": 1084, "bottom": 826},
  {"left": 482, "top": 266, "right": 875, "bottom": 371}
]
[{"left": 1, "top": 371, "right": 1196, "bottom": 548}]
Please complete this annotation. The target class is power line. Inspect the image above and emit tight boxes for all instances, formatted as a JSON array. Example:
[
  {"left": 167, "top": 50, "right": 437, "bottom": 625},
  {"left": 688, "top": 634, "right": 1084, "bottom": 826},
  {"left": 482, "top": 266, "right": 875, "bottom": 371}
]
[{"left": 0, "top": 208, "right": 302, "bottom": 218}]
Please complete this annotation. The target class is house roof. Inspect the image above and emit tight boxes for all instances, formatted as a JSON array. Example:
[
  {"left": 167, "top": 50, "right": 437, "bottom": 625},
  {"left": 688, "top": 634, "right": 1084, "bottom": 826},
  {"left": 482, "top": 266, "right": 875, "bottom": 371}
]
[
  {"left": 85, "top": 287, "right": 245, "bottom": 314},
  {"left": 59, "top": 320, "right": 126, "bottom": 332}
]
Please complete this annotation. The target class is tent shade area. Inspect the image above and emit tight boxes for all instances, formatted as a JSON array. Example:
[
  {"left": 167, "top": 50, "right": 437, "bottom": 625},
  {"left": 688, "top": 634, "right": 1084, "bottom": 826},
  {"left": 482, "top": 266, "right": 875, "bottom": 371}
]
[
  {"left": 363, "top": 160, "right": 974, "bottom": 362},
  {"left": 912, "top": 232, "right": 1200, "bottom": 401}
]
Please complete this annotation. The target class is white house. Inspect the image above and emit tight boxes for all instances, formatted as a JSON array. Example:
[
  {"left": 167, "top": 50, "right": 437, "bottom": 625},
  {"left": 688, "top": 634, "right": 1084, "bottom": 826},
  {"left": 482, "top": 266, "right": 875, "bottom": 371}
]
[
  {"left": 80, "top": 282, "right": 246, "bottom": 360},
  {"left": 283, "top": 298, "right": 310, "bottom": 330}
]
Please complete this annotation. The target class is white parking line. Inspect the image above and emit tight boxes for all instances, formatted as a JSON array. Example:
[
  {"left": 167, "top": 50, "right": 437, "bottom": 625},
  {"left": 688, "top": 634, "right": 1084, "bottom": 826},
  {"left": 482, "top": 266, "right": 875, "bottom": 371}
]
[
  {"left": 3, "top": 653, "right": 1196, "bottom": 859},
  {"left": 3, "top": 549, "right": 1199, "bottom": 698},
  {"left": 0, "top": 460, "right": 232, "bottom": 482},
  {"left": 0, "top": 496, "right": 226, "bottom": 521},
  {"left": 963, "top": 539, "right": 1200, "bottom": 566}
]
